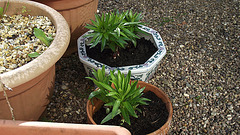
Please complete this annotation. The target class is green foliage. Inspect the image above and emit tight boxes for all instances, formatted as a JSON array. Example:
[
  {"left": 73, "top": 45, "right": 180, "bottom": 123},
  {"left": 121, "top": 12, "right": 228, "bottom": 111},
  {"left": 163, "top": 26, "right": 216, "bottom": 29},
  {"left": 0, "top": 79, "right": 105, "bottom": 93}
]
[
  {"left": 21, "top": 6, "right": 27, "bottom": 14},
  {"left": 28, "top": 52, "right": 40, "bottom": 58},
  {"left": 124, "top": 10, "right": 147, "bottom": 46},
  {"left": 0, "top": 0, "right": 9, "bottom": 18},
  {"left": 21, "top": 6, "right": 31, "bottom": 16},
  {"left": 0, "top": 8, "right": 3, "bottom": 18},
  {"left": 86, "top": 65, "right": 151, "bottom": 125},
  {"left": 28, "top": 28, "right": 54, "bottom": 58},
  {"left": 86, "top": 65, "right": 112, "bottom": 104},
  {"left": 34, "top": 28, "right": 54, "bottom": 47},
  {"left": 84, "top": 10, "right": 145, "bottom": 52}
]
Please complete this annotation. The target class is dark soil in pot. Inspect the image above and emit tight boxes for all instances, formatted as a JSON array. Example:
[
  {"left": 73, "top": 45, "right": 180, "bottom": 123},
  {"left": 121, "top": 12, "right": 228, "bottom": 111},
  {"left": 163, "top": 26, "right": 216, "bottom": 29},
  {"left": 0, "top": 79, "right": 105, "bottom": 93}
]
[
  {"left": 86, "top": 38, "right": 158, "bottom": 67},
  {"left": 93, "top": 91, "right": 169, "bottom": 135}
]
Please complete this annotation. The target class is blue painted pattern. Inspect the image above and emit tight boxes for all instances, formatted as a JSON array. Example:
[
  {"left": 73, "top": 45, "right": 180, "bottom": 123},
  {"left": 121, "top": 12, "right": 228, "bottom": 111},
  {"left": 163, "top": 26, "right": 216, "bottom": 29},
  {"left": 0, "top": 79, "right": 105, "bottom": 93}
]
[{"left": 78, "top": 25, "right": 166, "bottom": 82}]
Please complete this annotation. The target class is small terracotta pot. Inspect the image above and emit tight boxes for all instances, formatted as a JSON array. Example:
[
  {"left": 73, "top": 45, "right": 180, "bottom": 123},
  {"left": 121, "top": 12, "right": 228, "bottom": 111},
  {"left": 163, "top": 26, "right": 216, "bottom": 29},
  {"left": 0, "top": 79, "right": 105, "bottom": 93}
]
[
  {"left": 86, "top": 81, "right": 173, "bottom": 135},
  {"left": 32, "top": 0, "right": 99, "bottom": 56},
  {"left": 0, "top": 0, "right": 70, "bottom": 120}
]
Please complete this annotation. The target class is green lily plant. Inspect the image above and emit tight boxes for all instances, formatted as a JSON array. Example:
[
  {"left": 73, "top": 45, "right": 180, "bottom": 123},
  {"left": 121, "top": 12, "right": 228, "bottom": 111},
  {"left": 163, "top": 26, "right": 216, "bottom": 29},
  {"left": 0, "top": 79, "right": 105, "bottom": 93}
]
[
  {"left": 86, "top": 65, "right": 151, "bottom": 125},
  {"left": 0, "top": 0, "right": 9, "bottom": 18},
  {"left": 84, "top": 10, "right": 146, "bottom": 57}
]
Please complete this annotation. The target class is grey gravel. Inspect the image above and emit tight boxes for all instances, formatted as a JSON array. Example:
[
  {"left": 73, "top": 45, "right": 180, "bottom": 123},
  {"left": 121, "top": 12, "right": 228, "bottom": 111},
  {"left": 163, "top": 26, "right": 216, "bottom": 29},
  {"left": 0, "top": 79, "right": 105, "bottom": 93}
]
[{"left": 43, "top": 0, "right": 240, "bottom": 134}]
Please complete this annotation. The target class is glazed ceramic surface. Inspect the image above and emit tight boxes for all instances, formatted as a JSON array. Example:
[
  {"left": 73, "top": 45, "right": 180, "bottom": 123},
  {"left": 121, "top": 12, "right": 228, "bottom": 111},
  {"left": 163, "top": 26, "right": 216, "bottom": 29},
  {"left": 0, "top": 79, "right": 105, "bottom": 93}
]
[{"left": 78, "top": 25, "right": 166, "bottom": 82}]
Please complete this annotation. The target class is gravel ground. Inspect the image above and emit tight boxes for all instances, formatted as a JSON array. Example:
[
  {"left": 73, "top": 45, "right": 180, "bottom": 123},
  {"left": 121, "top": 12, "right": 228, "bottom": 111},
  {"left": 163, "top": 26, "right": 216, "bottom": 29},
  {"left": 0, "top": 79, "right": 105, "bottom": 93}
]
[{"left": 43, "top": 0, "right": 240, "bottom": 134}]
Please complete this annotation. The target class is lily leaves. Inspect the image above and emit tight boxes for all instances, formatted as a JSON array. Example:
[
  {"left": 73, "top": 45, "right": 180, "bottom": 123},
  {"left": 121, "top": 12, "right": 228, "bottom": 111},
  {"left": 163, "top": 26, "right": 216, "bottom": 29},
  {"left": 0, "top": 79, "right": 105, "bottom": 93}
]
[
  {"left": 0, "top": 0, "right": 9, "bottom": 18},
  {"left": 0, "top": 8, "right": 3, "bottom": 18},
  {"left": 28, "top": 28, "right": 54, "bottom": 58},
  {"left": 34, "top": 28, "right": 54, "bottom": 47},
  {"left": 84, "top": 10, "right": 145, "bottom": 53},
  {"left": 86, "top": 66, "right": 151, "bottom": 125},
  {"left": 28, "top": 52, "right": 40, "bottom": 58}
]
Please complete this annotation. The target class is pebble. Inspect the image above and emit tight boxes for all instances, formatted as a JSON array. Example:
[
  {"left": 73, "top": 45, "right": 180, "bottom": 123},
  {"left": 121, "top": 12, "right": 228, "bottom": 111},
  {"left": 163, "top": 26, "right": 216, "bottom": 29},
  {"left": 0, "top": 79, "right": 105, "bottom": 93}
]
[
  {"left": 227, "top": 115, "right": 232, "bottom": 121},
  {"left": 76, "top": 111, "right": 80, "bottom": 114},
  {"left": 186, "top": 83, "right": 191, "bottom": 88},
  {"left": 61, "top": 85, "right": 68, "bottom": 90},
  {"left": 184, "top": 93, "right": 189, "bottom": 98}
]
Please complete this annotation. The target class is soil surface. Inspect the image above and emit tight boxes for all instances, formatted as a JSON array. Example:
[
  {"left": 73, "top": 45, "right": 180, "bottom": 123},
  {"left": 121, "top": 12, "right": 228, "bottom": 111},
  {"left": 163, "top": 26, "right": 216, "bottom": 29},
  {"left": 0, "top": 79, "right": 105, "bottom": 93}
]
[
  {"left": 86, "top": 38, "right": 157, "bottom": 67},
  {"left": 93, "top": 91, "right": 168, "bottom": 135}
]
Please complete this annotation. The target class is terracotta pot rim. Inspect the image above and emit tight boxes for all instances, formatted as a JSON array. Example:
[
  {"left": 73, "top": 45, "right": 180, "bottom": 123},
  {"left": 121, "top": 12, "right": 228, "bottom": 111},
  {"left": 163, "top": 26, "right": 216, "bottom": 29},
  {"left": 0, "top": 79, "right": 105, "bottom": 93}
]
[
  {"left": 86, "top": 80, "right": 173, "bottom": 134},
  {"left": 138, "top": 81, "right": 173, "bottom": 125},
  {"left": 33, "top": 0, "right": 95, "bottom": 11},
  {"left": 0, "top": 0, "right": 70, "bottom": 91},
  {"left": 137, "top": 81, "right": 173, "bottom": 134},
  {"left": 0, "top": 119, "right": 131, "bottom": 135}
]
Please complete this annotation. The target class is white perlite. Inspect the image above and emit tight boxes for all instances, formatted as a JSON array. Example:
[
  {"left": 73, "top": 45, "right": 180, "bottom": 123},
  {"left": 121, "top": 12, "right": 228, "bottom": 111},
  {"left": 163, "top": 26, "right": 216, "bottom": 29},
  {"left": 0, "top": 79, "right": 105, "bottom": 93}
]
[{"left": 0, "top": 14, "right": 56, "bottom": 73}]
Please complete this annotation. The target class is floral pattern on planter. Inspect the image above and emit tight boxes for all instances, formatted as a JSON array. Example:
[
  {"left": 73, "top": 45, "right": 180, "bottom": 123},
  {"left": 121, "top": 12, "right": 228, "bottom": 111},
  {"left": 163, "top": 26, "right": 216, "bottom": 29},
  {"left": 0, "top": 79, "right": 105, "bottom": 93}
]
[{"left": 78, "top": 25, "right": 166, "bottom": 82}]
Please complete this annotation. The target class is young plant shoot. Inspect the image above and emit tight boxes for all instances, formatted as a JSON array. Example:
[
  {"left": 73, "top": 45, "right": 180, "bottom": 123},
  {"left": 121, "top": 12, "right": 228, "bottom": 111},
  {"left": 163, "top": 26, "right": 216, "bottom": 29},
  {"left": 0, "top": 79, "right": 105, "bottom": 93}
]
[
  {"left": 28, "top": 28, "right": 54, "bottom": 58},
  {"left": 0, "top": 0, "right": 9, "bottom": 18},
  {"left": 87, "top": 65, "right": 151, "bottom": 125},
  {"left": 84, "top": 10, "right": 146, "bottom": 59}
]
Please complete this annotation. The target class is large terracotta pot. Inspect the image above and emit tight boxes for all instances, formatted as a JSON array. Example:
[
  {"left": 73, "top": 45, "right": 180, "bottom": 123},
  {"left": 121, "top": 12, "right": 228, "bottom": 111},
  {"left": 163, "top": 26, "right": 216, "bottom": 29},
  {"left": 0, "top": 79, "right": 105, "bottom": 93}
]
[
  {"left": 0, "top": 0, "right": 70, "bottom": 120},
  {"left": 87, "top": 81, "right": 173, "bottom": 135},
  {"left": 32, "top": 0, "right": 99, "bottom": 56},
  {"left": 0, "top": 119, "right": 131, "bottom": 135}
]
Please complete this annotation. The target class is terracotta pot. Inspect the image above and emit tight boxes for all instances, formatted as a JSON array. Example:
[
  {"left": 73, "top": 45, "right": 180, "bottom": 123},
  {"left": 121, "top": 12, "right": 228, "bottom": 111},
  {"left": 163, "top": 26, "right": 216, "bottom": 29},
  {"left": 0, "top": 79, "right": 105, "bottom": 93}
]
[
  {"left": 0, "top": 119, "right": 131, "bottom": 135},
  {"left": 0, "top": 0, "right": 70, "bottom": 120},
  {"left": 87, "top": 81, "right": 173, "bottom": 135},
  {"left": 32, "top": 0, "right": 99, "bottom": 56}
]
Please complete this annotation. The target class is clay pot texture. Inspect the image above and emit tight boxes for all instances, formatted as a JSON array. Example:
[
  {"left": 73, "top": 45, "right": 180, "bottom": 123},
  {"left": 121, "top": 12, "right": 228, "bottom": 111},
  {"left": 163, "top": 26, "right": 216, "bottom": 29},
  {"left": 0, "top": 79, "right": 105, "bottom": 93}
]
[
  {"left": 32, "top": 0, "right": 99, "bottom": 56},
  {"left": 87, "top": 81, "right": 173, "bottom": 135},
  {"left": 0, "top": 119, "right": 131, "bottom": 135},
  {"left": 0, "top": 0, "right": 70, "bottom": 120}
]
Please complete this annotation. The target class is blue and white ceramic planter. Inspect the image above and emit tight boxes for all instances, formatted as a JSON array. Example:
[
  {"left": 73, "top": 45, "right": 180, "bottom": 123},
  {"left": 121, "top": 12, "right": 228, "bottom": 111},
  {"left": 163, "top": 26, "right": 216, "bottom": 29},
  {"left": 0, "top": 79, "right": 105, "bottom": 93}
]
[{"left": 77, "top": 25, "right": 166, "bottom": 82}]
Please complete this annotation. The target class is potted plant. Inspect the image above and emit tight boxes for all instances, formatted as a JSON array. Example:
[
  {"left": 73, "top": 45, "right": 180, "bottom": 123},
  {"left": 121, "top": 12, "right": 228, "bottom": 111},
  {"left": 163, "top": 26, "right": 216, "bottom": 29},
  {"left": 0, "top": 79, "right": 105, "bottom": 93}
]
[
  {"left": 86, "top": 66, "right": 173, "bottom": 134},
  {"left": 0, "top": 0, "right": 70, "bottom": 120},
  {"left": 78, "top": 10, "right": 166, "bottom": 82},
  {"left": 0, "top": 119, "right": 131, "bottom": 135},
  {"left": 31, "top": 0, "right": 99, "bottom": 56}
]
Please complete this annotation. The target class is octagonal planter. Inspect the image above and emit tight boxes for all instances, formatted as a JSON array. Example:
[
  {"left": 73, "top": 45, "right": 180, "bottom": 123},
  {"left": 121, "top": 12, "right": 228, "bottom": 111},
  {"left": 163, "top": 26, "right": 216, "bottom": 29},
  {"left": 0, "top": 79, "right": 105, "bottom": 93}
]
[{"left": 78, "top": 25, "right": 166, "bottom": 82}]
